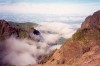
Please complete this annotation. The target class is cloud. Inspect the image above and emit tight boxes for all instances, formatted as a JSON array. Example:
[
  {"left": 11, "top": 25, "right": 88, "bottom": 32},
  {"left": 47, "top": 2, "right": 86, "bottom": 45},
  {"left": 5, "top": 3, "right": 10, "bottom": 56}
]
[
  {"left": 45, "top": 16, "right": 85, "bottom": 23},
  {"left": 36, "top": 22, "right": 81, "bottom": 38},
  {"left": 0, "top": 33, "right": 63, "bottom": 65},
  {"left": 1, "top": 37, "right": 37, "bottom": 65},
  {"left": 0, "top": 3, "right": 100, "bottom": 16},
  {"left": 0, "top": 21, "right": 81, "bottom": 65}
]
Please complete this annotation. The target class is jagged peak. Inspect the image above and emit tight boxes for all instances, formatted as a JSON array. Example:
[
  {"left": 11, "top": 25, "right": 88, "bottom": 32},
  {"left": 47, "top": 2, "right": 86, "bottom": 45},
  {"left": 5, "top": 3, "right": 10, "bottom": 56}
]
[
  {"left": 93, "top": 10, "right": 100, "bottom": 15},
  {"left": 81, "top": 10, "right": 100, "bottom": 29}
]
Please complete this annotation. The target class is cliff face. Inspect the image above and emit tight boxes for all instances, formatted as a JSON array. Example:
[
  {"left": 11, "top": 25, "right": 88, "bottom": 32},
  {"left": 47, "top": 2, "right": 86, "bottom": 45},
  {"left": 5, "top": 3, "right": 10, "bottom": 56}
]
[
  {"left": 81, "top": 10, "right": 100, "bottom": 29},
  {"left": 0, "top": 20, "right": 37, "bottom": 40},
  {"left": 36, "top": 10, "right": 100, "bottom": 66},
  {"left": 0, "top": 20, "right": 19, "bottom": 40}
]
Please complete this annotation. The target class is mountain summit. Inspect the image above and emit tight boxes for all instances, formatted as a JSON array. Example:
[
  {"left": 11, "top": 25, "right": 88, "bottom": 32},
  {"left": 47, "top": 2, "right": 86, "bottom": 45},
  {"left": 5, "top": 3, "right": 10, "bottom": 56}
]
[{"left": 81, "top": 10, "right": 100, "bottom": 29}]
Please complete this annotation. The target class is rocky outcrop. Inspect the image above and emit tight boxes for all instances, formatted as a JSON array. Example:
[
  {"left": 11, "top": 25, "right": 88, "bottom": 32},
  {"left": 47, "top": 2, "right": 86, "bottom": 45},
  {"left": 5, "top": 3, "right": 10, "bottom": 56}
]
[
  {"left": 0, "top": 20, "right": 36, "bottom": 40},
  {"left": 81, "top": 10, "right": 100, "bottom": 29},
  {"left": 33, "top": 29, "right": 41, "bottom": 35},
  {"left": 0, "top": 20, "right": 19, "bottom": 40}
]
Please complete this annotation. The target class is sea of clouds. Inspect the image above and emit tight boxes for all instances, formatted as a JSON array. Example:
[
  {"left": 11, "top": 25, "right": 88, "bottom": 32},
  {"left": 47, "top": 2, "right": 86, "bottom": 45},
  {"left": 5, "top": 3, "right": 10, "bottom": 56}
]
[
  {"left": 0, "top": 16, "right": 83, "bottom": 65},
  {"left": 0, "top": 36, "right": 61, "bottom": 65},
  {"left": 36, "top": 22, "right": 81, "bottom": 38}
]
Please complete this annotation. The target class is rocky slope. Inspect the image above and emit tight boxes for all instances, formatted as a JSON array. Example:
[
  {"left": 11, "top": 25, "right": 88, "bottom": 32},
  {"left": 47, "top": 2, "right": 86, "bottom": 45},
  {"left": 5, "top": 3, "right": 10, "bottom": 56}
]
[
  {"left": 36, "top": 10, "right": 100, "bottom": 66},
  {"left": 81, "top": 10, "right": 100, "bottom": 29},
  {"left": 0, "top": 20, "right": 37, "bottom": 40},
  {"left": 9, "top": 21, "right": 37, "bottom": 32},
  {"left": 0, "top": 20, "right": 18, "bottom": 40}
]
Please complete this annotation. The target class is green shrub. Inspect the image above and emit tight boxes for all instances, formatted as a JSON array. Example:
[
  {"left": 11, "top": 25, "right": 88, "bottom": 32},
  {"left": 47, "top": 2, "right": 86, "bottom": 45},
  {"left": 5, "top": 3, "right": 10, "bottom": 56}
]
[
  {"left": 72, "top": 30, "right": 85, "bottom": 41},
  {"left": 72, "top": 28, "right": 90, "bottom": 40},
  {"left": 92, "top": 29, "right": 100, "bottom": 39},
  {"left": 19, "top": 30, "right": 27, "bottom": 38}
]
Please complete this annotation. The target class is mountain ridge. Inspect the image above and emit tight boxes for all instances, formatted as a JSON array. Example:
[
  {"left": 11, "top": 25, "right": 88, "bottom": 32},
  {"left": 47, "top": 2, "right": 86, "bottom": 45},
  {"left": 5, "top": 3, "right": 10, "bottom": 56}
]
[
  {"left": 81, "top": 10, "right": 100, "bottom": 29},
  {"left": 0, "top": 20, "right": 38, "bottom": 40},
  {"left": 35, "top": 10, "right": 100, "bottom": 66}
]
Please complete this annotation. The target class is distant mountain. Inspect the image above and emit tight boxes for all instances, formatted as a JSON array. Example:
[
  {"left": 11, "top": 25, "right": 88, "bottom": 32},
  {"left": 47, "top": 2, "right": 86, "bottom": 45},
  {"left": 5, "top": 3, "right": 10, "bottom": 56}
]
[
  {"left": 36, "top": 10, "right": 100, "bottom": 66},
  {"left": 0, "top": 20, "right": 38, "bottom": 40},
  {"left": 8, "top": 21, "right": 38, "bottom": 32}
]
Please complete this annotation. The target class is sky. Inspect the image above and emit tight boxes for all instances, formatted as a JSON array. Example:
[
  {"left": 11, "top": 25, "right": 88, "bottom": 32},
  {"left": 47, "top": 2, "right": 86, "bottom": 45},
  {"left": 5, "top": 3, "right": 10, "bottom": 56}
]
[
  {"left": 0, "top": 0, "right": 100, "bottom": 16},
  {"left": 0, "top": 0, "right": 100, "bottom": 3}
]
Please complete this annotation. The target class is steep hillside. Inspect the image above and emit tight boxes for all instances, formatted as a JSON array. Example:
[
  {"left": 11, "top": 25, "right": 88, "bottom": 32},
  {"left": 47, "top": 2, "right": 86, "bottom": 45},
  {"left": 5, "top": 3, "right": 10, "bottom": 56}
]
[
  {"left": 36, "top": 10, "right": 100, "bottom": 66},
  {"left": 8, "top": 21, "right": 38, "bottom": 32},
  {"left": 0, "top": 20, "right": 37, "bottom": 40}
]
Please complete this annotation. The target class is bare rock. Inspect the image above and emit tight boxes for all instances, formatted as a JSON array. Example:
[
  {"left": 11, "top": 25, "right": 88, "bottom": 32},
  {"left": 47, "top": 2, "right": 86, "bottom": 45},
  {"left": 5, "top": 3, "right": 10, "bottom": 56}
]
[{"left": 81, "top": 10, "right": 100, "bottom": 29}]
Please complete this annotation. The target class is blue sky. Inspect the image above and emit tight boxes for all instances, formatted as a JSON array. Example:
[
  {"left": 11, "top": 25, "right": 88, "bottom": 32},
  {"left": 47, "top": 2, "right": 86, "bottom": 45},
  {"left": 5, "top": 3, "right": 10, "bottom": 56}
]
[
  {"left": 0, "top": 0, "right": 100, "bottom": 16},
  {"left": 0, "top": 0, "right": 100, "bottom": 4}
]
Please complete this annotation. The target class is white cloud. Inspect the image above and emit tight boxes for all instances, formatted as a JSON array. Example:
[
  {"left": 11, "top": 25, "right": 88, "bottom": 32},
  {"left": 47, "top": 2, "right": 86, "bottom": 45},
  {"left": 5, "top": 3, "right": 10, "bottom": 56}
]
[
  {"left": 1, "top": 36, "right": 62, "bottom": 65},
  {"left": 36, "top": 22, "right": 81, "bottom": 38},
  {"left": 45, "top": 16, "right": 85, "bottom": 22},
  {"left": 0, "top": 3, "right": 100, "bottom": 16}
]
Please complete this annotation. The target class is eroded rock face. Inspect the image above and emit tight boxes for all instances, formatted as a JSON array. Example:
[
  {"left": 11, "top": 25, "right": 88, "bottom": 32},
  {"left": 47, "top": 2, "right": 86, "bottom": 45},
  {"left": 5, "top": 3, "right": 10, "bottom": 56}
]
[
  {"left": 0, "top": 20, "right": 19, "bottom": 40},
  {"left": 0, "top": 20, "right": 40, "bottom": 41},
  {"left": 81, "top": 10, "right": 100, "bottom": 29}
]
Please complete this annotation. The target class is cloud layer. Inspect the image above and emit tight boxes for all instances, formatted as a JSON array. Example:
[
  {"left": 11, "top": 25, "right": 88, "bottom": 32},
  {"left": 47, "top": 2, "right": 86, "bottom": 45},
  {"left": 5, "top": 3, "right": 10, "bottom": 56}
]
[
  {"left": 0, "top": 22, "right": 81, "bottom": 65},
  {"left": 36, "top": 22, "right": 80, "bottom": 38},
  {"left": 0, "top": 3, "right": 100, "bottom": 16},
  {"left": 0, "top": 37, "right": 61, "bottom": 65}
]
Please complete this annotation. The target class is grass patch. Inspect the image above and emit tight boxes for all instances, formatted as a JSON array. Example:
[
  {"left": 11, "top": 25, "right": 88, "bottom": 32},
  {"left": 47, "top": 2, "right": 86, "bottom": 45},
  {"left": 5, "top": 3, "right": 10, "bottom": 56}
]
[{"left": 72, "top": 28, "right": 88, "bottom": 41}]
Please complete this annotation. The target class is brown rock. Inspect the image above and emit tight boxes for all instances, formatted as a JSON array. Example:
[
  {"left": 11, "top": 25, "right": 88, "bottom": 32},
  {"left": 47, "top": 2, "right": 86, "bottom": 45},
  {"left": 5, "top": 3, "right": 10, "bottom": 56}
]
[
  {"left": 81, "top": 10, "right": 100, "bottom": 29},
  {"left": 0, "top": 20, "right": 19, "bottom": 40}
]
